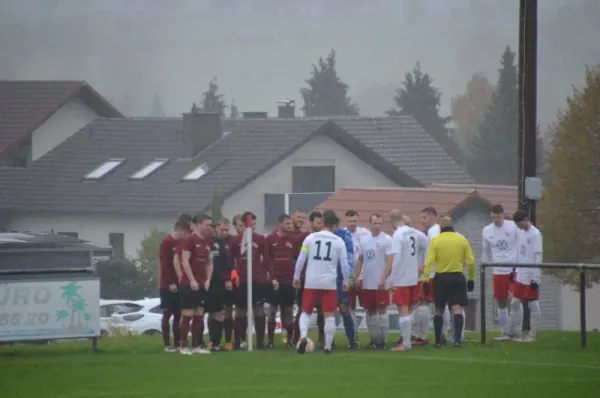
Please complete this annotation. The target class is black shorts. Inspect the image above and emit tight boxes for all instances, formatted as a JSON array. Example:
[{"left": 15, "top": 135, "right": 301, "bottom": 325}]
[
  {"left": 433, "top": 273, "right": 468, "bottom": 310},
  {"left": 159, "top": 288, "right": 180, "bottom": 311},
  {"left": 235, "top": 283, "right": 269, "bottom": 309},
  {"left": 297, "top": 282, "right": 305, "bottom": 306},
  {"left": 179, "top": 286, "right": 208, "bottom": 310},
  {"left": 222, "top": 289, "right": 235, "bottom": 307},
  {"left": 205, "top": 289, "right": 225, "bottom": 313},
  {"left": 268, "top": 284, "right": 296, "bottom": 307}
]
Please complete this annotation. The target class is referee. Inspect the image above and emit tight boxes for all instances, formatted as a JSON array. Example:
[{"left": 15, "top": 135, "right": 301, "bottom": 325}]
[{"left": 422, "top": 216, "right": 475, "bottom": 347}]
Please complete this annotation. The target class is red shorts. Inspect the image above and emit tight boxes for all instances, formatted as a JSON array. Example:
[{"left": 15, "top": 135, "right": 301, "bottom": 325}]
[
  {"left": 416, "top": 279, "right": 434, "bottom": 302},
  {"left": 349, "top": 286, "right": 358, "bottom": 309},
  {"left": 302, "top": 288, "right": 337, "bottom": 313},
  {"left": 511, "top": 282, "right": 539, "bottom": 301},
  {"left": 359, "top": 289, "right": 390, "bottom": 311},
  {"left": 493, "top": 274, "right": 511, "bottom": 301},
  {"left": 392, "top": 286, "right": 418, "bottom": 307}
]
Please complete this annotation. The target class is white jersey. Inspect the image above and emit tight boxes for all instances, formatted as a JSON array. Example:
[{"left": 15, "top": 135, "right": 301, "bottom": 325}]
[
  {"left": 346, "top": 226, "right": 371, "bottom": 277},
  {"left": 425, "top": 224, "right": 440, "bottom": 277},
  {"left": 295, "top": 230, "right": 349, "bottom": 290},
  {"left": 390, "top": 226, "right": 427, "bottom": 287},
  {"left": 414, "top": 229, "right": 428, "bottom": 268},
  {"left": 482, "top": 220, "right": 519, "bottom": 275},
  {"left": 515, "top": 226, "right": 543, "bottom": 285},
  {"left": 359, "top": 232, "right": 393, "bottom": 290}
]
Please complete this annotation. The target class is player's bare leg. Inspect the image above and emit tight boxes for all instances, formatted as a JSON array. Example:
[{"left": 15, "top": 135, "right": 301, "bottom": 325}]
[
  {"left": 179, "top": 308, "right": 194, "bottom": 355},
  {"left": 283, "top": 305, "right": 295, "bottom": 347},
  {"left": 508, "top": 297, "right": 523, "bottom": 340},
  {"left": 208, "top": 311, "right": 225, "bottom": 351},
  {"left": 392, "top": 303, "right": 412, "bottom": 352},
  {"left": 223, "top": 306, "right": 234, "bottom": 351},
  {"left": 253, "top": 305, "right": 266, "bottom": 349},
  {"left": 266, "top": 304, "right": 278, "bottom": 348}
]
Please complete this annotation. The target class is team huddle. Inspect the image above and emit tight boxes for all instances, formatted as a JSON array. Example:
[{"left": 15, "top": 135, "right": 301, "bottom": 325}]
[{"left": 158, "top": 204, "right": 543, "bottom": 355}]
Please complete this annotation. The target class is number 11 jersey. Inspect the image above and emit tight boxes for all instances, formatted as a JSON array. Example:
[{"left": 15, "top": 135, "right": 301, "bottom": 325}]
[{"left": 301, "top": 230, "right": 349, "bottom": 290}]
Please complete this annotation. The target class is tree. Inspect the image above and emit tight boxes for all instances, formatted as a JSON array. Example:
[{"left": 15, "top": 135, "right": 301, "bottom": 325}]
[
  {"left": 211, "top": 191, "right": 223, "bottom": 221},
  {"left": 137, "top": 228, "right": 169, "bottom": 289},
  {"left": 450, "top": 72, "right": 495, "bottom": 155},
  {"left": 149, "top": 93, "right": 166, "bottom": 117},
  {"left": 300, "top": 49, "right": 359, "bottom": 117},
  {"left": 95, "top": 258, "right": 153, "bottom": 299},
  {"left": 201, "top": 77, "right": 227, "bottom": 115},
  {"left": 229, "top": 99, "right": 240, "bottom": 119},
  {"left": 388, "top": 63, "right": 464, "bottom": 164},
  {"left": 468, "top": 47, "right": 519, "bottom": 184},
  {"left": 538, "top": 66, "right": 600, "bottom": 287}
]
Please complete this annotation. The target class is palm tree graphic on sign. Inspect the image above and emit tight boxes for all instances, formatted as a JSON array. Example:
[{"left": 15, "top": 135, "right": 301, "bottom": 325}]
[
  {"left": 55, "top": 310, "right": 69, "bottom": 327},
  {"left": 57, "top": 281, "right": 89, "bottom": 330}
]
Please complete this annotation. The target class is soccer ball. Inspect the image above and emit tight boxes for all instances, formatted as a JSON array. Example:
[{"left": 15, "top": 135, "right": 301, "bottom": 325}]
[{"left": 297, "top": 337, "right": 315, "bottom": 353}]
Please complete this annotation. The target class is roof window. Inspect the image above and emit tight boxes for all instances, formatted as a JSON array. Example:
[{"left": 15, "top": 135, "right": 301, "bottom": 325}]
[
  {"left": 182, "top": 163, "right": 209, "bottom": 181},
  {"left": 130, "top": 159, "right": 168, "bottom": 180},
  {"left": 84, "top": 159, "right": 124, "bottom": 180}
]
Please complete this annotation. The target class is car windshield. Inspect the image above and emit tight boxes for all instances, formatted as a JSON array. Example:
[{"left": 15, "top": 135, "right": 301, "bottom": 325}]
[{"left": 113, "top": 304, "right": 142, "bottom": 314}]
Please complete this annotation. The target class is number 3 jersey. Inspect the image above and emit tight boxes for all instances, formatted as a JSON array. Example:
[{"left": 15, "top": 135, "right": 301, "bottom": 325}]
[
  {"left": 359, "top": 232, "right": 393, "bottom": 290},
  {"left": 391, "top": 225, "right": 427, "bottom": 287},
  {"left": 295, "top": 230, "right": 349, "bottom": 290}
]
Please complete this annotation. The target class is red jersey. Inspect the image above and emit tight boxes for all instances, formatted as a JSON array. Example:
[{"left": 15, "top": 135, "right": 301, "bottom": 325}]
[
  {"left": 267, "top": 231, "right": 298, "bottom": 285},
  {"left": 296, "top": 231, "right": 310, "bottom": 280},
  {"left": 229, "top": 232, "right": 271, "bottom": 284},
  {"left": 180, "top": 233, "right": 213, "bottom": 286},
  {"left": 158, "top": 234, "right": 180, "bottom": 288}
]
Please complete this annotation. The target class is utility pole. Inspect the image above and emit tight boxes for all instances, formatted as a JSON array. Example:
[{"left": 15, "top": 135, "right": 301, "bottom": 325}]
[{"left": 518, "top": 0, "right": 538, "bottom": 332}]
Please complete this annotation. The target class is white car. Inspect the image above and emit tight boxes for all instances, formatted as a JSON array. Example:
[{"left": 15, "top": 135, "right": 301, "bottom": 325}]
[
  {"left": 110, "top": 298, "right": 164, "bottom": 336},
  {"left": 99, "top": 299, "right": 143, "bottom": 337}
]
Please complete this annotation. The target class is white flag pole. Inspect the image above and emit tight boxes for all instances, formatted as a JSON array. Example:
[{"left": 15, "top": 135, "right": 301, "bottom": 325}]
[{"left": 245, "top": 214, "right": 253, "bottom": 352}]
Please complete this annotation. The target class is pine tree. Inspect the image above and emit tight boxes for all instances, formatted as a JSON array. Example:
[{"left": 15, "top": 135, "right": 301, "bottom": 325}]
[
  {"left": 300, "top": 49, "right": 359, "bottom": 116},
  {"left": 468, "top": 47, "right": 519, "bottom": 184},
  {"left": 229, "top": 99, "right": 240, "bottom": 119},
  {"left": 201, "top": 77, "right": 227, "bottom": 115},
  {"left": 149, "top": 93, "right": 165, "bottom": 117},
  {"left": 388, "top": 63, "right": 464, "bottom": 164}
]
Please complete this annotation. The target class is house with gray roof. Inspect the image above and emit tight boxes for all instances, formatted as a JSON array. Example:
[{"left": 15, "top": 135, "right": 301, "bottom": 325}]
[
  {"left": 0, "top": 80, "right": 122, "bottom": 167},
  {"left": 0, "top": 103, "right": 472, "bottom": 257}
]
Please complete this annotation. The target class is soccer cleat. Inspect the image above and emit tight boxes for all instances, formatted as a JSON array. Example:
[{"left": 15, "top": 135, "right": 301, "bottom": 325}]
[
  {"left": 191, "top": 347, "right": 211, "bottom": 355},
  {"left": 376, "top": 343, "right": 388, "bottom": 350},
  {"left": 412, "top": 338, "right": 428, "bottom": 346},
  {"left": 517, "top": 334, "right": 535, "bottom": 343},
  {"left": 199, "top": 341, "right": 207, "bottom": 350},
  {"left": 210, "top": 344, "right": 221, "bottom": 352},
  {"left": 297, "top": 337, "right": 308, "bottom": 354},
  {"left": 265, "top": 341, "right": 275, "bottom": 349},
  {"left": 256, "top": 341, "right": 265, "bottom": 350},
  {"left": 285, "top": 340, "right": 295, "bottom": 348},
  {"left": 164, "top": 346, "right": 178, "bottom": 353},
  {"left": 224, "top": 342, "right": 234, "bottom": 351},
  {"left": 493, "top": 335, "right": 512, "bottom": 341},
  {"left": 180, "top": 347, "right": 193, "bottom": 356},
  {"left": 390, "top": 344, "right": 411, "bottom": 352},
  {"left": 331, "top": 341, "right": 336, "bottom": 349},
  {"left": 367, "top": 342, "right": 377, "bottom": 349},
  {"left": 324, "top": 348, "right": 331, "bottom": 355},
  {"left": 240, "top": 341, "right": 247, "bottom": 348}
]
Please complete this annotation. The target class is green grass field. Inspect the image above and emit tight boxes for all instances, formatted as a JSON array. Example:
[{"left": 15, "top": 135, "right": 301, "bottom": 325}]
[{"left": 1, "top": 332, "right": 599, "bottom": 398}]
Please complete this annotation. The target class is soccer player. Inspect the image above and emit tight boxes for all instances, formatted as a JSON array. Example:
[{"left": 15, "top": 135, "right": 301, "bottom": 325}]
[
  {"left": 344, "top": 209, "right": 370, "bottom": 345},
  {"left": 266, "top": 214, "right": 298, "bottom": 348},
  {"left": 229, "top": 211, "right": 272, "bottom": 349},
  {"left": 293, "top": 210, "right": 322, "bottom": 344},
  {"left": 384, "top": 211, "right": 427, "bottom": 351},
  {"left": 158, "top": 219, "right": 191, "bottom": 352},
  {"left": 353, "top": 213, "right": 393, "bottom": 348},
  {"left": 291, "top": 209, "right": 306, "bottom": 235},
  {"left": 422, "top": 216, "right": 475, "bottom": 348},
  {"left": 334, "top": 223, "right": 357, "bottom": 349},
  {"left": 293, "top": 211, "right": 350, "bottom": 354},
  {"left": 205, "top": 218, "right": 235, "bottom": 351},
  {"left": 508, "top": 210, "right": 542, "bottom": 342},
  {"left": 482, "top": 204, "right": 520, "bottom": 341},
  {"left": 179, "top": 214, "right": 214, "bottom": 355}
]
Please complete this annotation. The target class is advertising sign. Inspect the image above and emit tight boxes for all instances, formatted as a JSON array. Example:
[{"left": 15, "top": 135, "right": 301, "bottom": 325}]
[{"left": 0, "top": 279, "right": 100, "bottom": 342}]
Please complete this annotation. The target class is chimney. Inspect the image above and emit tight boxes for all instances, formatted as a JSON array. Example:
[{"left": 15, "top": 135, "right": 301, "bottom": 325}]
[
  {"left": 276, "top": 99, "right": 295, "bottom": 118},
  {"left": 181, "top": 103, "right": 223, "bottom": 158},
  {"left": 242, "top": 111, "right": 268, "bottom": 119}
]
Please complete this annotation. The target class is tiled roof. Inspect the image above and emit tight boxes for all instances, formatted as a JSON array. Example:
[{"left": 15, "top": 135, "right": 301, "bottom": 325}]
[
  {"left": 316, "top": 185, "right": 518, "bottom": 231},
  {"left": 0, "top": 80, "right": 123, "bottom": 154},
  {"left": 0, "top": 116, "right": 473, "bottom": 215}
]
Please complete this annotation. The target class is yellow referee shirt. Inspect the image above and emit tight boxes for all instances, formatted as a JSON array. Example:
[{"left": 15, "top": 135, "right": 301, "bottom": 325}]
[{"left": 422, "top": 231, "right": 475, "bottom": 282}]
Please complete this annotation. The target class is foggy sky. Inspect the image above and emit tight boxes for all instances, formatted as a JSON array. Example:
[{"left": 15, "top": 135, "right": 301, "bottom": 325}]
[{"left": 1, "top": 0, "right": 598, "bottom": 130}]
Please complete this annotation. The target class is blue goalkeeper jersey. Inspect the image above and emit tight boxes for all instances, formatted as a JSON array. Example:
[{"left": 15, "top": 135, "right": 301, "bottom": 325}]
[{"left": 335, "top": 228, "right": 354, "bottom": 281}]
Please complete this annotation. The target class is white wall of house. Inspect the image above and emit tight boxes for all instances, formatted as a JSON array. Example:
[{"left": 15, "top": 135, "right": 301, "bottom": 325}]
[
  {"left": 31, "top": 98, "right": 100, "bottom": 161},
  {"left": 561, "top": 283, "right": 600, "bottom": 331},
  {"left": 7, "top": 212, "right": 173, "bottom": 259},
  {"left": 222, "top": 134, "right": 398, "bottom": 230}
]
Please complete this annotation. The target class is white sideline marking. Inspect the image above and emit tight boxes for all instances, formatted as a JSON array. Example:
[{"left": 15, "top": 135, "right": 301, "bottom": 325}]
[
  {"left": 47, "top": 379, "right": 599, "bottom": 398},
  {"left": 403, "top": 354, "right": 600, "bottom": 370}
]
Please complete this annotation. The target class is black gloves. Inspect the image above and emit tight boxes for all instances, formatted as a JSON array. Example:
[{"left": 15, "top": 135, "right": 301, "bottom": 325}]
[
  {"left": 467, "top": 280, "right": 475, "bottom": 292},
  {"left": 530, "top": 281, "right": 539, "bottom": 290},
  {"left": 422, "top": 282, "right": 431, "bottom": 297},
  {"left": 508, "top": 272, "right": 515, "bottom": 284}
]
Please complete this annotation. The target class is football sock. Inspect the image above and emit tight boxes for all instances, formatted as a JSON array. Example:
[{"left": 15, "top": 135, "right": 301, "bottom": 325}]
[
  {"left": 179, "top": 315, "right": 192, "bottom": 348},
  {"left": 498, "top": 307, "right": 509, "bottom": 334},
  {"left": 234, "top": 316, "right": 246, "bottom": 346},
  {"left": 299, "top": 312, "right": 310, "bottom": 339},
  {"left": 161, "top": 311, "right": 172, "bottom": 346},
  {"left": 267, "top": 317, "right": 276, "bottom": 343},
  {"left": 207, "top": 317, "right": 215, "bottom": 343},
  {"left": 341, "top": 312, "right": 355, "bottom": 344},
  {"left": 191, "top": 315, "right": 203, "bottom": 348},
  {"left": 529, "top": 300, "right": 541, "bottom": 338},
  {"left": 285, "top": 319, "right": 294, "bottom": 342},
  {"left": 442, "top": 307, "right": 451, "bottom": 337},
  {"left": 509, "top": 298, "right": 523, "bottom": 338},
  {"left": 351, "top": 311, "right": 359, "bottom": 341},
  {"left": 399, "top": 315, "right": 412, "bottom": 348},
  {"left": 317, "top": 310, "right": 325, "bottom": 342},
  {"left": 453, "top": 313, "right": 464, "bottom": 343},
  {"left": 379, "top": 312, "right": 389, "bottom": 344},
  {"left": 366, "top": 313, "right": 378, "bottom": 344},
  {"left": 213, "top": 319, "right": 224, "bottom": 346},
  {"left": 254, "top": 314, "right": 266, "bottom": 345},
  {"left": 324, "top": 316, "right": 336, "bottom": 350},
  {"left": 433, "top": 315, "right": 443, "bottom": 345},
  {"left": 224, "top": 317, "right": 234, "bottom": 343},
  {"left": 172, "top": 310, "right": 181, "bottom": 346},
  {"left": 461, "top": 309, "right": 466, "bottom": 338},
  {"left": 416, "top": 305, "right": 430, "bottom": 340}
]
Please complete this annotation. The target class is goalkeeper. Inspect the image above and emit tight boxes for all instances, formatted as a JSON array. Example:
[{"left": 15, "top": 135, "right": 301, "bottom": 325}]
[{"left": 335, "top": 224, "right": 359, "bottom": 349}]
